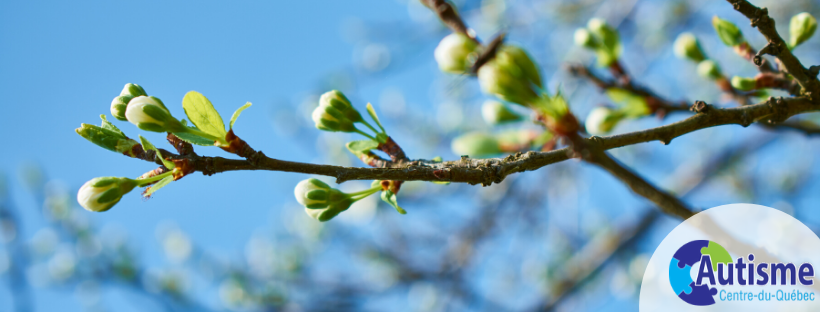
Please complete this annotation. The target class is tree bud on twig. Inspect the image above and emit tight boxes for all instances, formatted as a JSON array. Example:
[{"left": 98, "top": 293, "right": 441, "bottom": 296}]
[
  {"left": 697, "top": 60, "right": 722, "bottom": 80},
  {"left": 673, "top": 33, "right": 706, "bottom": 62},
  {"left": 477, "top": 45, "right": 542, "bottom": 106},
  {"left": 77, "top": 177, "right": 137, "bottom": 212},
  {"left": 481, "top": 100, "right": 522, "bottom": 125},
  {"left": 434, "top": 33, "right": 480, "bottom": 73},
  {"left": 731, "top": 76, "right": 757, "bottom": 91},
  {"left": 125, "top": 96, "right": 178, "bottom": 133},
  {"left": 712, "top": 16, "right": 745, "bottom": 47},
  {"left": 789, "top": 12, "right": 817, "bottom": 49}
]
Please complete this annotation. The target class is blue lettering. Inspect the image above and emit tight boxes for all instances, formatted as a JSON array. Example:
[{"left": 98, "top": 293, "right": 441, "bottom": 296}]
[
  {"left": 757, "top": 263, "right": 769, "bottom": 285},
  {"left": 799, "top": 263, "right": 814, "bottom": 285},
  {"left": 771, "top": 263, "right": 796, "bottom": 285},
  {"left": 718, "top": 262, "right": 734, "bottom": 285},
  {"left": 697, "top": 255, "right": 715, "bottom": 286}
]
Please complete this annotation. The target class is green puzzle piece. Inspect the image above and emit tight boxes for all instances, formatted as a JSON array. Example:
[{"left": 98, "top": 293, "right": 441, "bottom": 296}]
[{"left": 701, "top": 241, "right": 732, "bottom": 272}]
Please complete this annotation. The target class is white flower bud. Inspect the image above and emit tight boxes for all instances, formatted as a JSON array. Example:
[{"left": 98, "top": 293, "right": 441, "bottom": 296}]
[
  {"left": 77, "top": 177, "right": 136, "bottom": 212},
  {"left": 434, "top": 33, "right": 480, "bottom": 73},
  {"left": 574, "top": 28, "right": 597, "bottom": 49},
  {"left": 125, "top": 96, "right": 174, "bottom": 132},
  {"left": 294, "top": 178, "right": 332, "bottom": 209},
  {"left": 585, "top": 107, "right": 624, "bottom": 135}
]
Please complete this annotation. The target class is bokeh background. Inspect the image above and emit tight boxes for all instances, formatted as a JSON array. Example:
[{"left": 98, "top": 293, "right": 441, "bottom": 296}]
[{"left": 2, "top": 0, "right": 820, "bottom": 311}]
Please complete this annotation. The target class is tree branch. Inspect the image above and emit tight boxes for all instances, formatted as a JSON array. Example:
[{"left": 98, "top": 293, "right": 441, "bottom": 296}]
[
  {"left": 727, "top": 0, "right": 820, "bottom": 95},
  {"left": 119, "top": 96, "right": 816, "bottom": 190}
]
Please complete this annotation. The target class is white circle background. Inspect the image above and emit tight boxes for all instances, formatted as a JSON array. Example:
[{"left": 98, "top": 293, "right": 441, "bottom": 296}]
[{"left": 640, "top": 204, "right": 820, "bottom": 311}]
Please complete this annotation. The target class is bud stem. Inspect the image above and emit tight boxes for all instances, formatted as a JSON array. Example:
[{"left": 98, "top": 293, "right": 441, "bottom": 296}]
[
  {"left": 353, "top": 128, "right": 378, "bottom": 141},
  {"left": 135, "top": 171, "right": 174, "bottom": 187},
  {"left": 349, "top": 185, "right": 382, "bottom": 201}
]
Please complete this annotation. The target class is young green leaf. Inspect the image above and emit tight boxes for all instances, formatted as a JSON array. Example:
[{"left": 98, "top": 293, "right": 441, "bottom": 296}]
[
  {"left": 182, "top": 91, "right": 227, "bottom": 138},
  {"left": 346, "top": 140, "right": 380, "bottom": 153},
  {"left": 139, "top": 135, "right": 175, "bottom": 169},
  {"left": 380, "top": 190, "right": 406, "bottom": 214},
  {"left": 174, "top": 128, "right": 217, "bottom": 146},
  {"left": 366, "top": 103, "right": 385, "bottom": 133},
  {"left": 144, "top": 175, "right": 174, "bottom": 196},
  {"left": 99, "top": 115, "right": 125, "bottom": 136},
  {"left": 229, "top": 102, "right": 252, "bottom": 130}
]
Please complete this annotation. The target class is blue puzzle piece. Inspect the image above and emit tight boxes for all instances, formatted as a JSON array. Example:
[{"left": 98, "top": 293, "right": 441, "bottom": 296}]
[
  {"left": 672, "top": 240, "right": 709, "bottom": 268},
  {"left": 669, "top": 259, "right": 694, "bottom": 295},
  {"left": 678, "top": 281, "right": 718, "bottom": 306}
]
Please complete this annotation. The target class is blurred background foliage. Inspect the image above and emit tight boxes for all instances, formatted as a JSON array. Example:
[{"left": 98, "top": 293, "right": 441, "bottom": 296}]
[{"left": 2, "top": 0, "right": 820, "bottom": 311}]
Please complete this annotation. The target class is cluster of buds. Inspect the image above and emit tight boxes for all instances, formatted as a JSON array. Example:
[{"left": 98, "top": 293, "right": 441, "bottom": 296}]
[
  {"left": 434, "top": 33, "right": 481, "bottom": 74},
  {"left": 673, "top": 33, "right": 725, "bottom": 81},
  {"left": 294, "top": 178, "right": 382, "bottom": 222},
  {"left": 111, "top": 83, "right": 149, "bottom": 121},
  {"left": 790, "top": 12, "right": 817, "bottom": 49},
  {"left": 574, "top": 18, "right": 622, "bottom": 67},
  {"left": 477, "top": 45, "right": 543, "bottom": 106}
]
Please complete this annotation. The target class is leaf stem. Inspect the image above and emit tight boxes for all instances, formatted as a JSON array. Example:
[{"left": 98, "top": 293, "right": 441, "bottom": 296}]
[
  {"left": 179, "top": 127, "right": 227, "bottom": 146},
  {"left": 135, "top": 171, "right": 174, "bottom": 187}
]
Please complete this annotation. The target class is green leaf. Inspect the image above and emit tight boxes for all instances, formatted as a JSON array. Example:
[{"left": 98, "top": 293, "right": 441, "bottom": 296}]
[
  {"left": 139, "top": 135, "right": 175, "bottom": 169},
  {"left": 174, "top": 128, "right": 217, "bottom": 146},
  {"left": 366, "top": 103, "right": 385, "bottom": 132},
  {"left": 144, "top": 175, "right": 173, "bottom": 196},
  {"left": 182, "top": 91, "right": 227, "bottom": 138},
  {"left": 230, "top": 102, "right": 252, "bottom": 130},
  {"left": 346, "top": 140, "right": 379, "bottom": 153},
  {"left": 380, "top": 190, "right": 406, "bottom": 215},
  {"left": 99, "top": 115, "right": 125, "bottom": 136}
]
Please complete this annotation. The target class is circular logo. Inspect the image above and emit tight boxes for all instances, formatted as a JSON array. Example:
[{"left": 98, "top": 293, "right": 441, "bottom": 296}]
[{"left": 668, "top": 240, "right": 731, "bottom": 305}]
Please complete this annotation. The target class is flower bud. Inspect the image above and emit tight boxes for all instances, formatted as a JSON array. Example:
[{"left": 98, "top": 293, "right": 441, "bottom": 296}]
[
  {"left": 789, "top": 12, "right": 817, "bottom": 49},
  {"left": 451, "top": 132, "right": 501, "bottom": 157},
  {"left": 319, "top": 90, "right": 362, "bottom": 123},
  {"left": 731, "top": 76, "right": 757, "bottom": 91},
  {"left": 696, "top": 60, "right": 722, "bottom": 80},
  {"left": 111, "top": 96, "right": 133, "bottom": 121},
  {"left": 585, "top": 107, "right": 624, "bottom": 135},
  {"left": 75, "top": 123, "right": 139, "bottom": 155},
  {"left": 294, "top": 178, "right": 333, "bottom": 209},
  {"left": 120, "top": 83, "right": 147, "bottom": 98},
  {"left": 77, "top": 177, "right": 137, "bottom": 212},
  {"left": 312, "top": 91, "right": 361, "bottom": 132},
  {"left": 673, "top": 33, "right": 706, "bottom": 62},
  {"left": 477, "top": 45, "right": 542, "bottom": 106},
  {"left": 587, "top": 18, "right": 621, "bottom": 67},
  {"left": 574, "top": 28, "right": 598, "bottom": 49},
  {"left": 125, "top": 96, "right": 175, "bottom": 132},
  {"left": 481, "top": 100, "right": 522, "bottom": 125},
  {"left": 294, "top": 178, "right": 354, "bottom": 222},
  {"left": 712, "top": 16, "right": 744, "bottom": 47},
  {"left": 434, "top": 33, "right": 480, "bottom": 73}
]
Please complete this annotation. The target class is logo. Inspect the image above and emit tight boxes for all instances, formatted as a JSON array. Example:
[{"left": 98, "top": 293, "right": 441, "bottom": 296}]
[
  {"left": 668, "top": 240, "right": 730, "bottom": 306},
  {"left": 640, "top": 204, "right": 820, "bottom": 311},
  {"left": 668, "top": 239, "right": 816, "bottom": 306}
]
